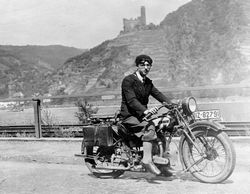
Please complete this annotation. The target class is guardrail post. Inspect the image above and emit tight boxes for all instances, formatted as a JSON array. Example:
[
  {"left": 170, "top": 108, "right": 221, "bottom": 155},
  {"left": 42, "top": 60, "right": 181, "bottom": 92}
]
[{"left": 33, "top": 98, "right": 42, "bottom": 138}]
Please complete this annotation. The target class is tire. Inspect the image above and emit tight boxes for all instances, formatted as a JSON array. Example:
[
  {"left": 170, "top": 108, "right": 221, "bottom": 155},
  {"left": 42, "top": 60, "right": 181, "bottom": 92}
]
[
  {"left": 179, "top": 129, "right": 236, "bottom": 183},
  {"left": 83, "top": 146, "right": 125, "bottom": 178}
]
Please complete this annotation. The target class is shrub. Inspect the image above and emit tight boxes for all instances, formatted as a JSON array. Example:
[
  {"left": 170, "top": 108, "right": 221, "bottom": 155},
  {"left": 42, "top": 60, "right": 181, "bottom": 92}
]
[{"left": 75, "top": 99, "right": 98, "bottom": 124}]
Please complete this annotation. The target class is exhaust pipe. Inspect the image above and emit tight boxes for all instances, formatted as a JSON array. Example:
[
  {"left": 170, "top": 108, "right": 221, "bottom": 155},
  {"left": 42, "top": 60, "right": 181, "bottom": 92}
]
[{"left": 94, "top": 165, "right": 131, "bottom": 170}]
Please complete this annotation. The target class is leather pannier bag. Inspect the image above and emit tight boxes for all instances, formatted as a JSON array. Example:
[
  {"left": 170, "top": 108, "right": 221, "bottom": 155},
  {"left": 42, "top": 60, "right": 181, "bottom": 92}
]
[{"left": 82, "top": 124, "right": 113, "bottom": 146}]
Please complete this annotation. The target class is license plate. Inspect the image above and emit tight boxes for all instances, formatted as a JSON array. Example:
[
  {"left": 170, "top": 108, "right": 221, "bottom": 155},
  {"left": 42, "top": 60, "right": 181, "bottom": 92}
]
[{"left": 194, "top": 109, "right": 221, "bottom": 120}]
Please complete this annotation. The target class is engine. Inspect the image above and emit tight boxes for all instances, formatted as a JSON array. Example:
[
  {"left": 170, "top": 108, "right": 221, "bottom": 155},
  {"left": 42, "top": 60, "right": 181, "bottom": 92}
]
[{"left": 95, "top": 144, "right": 142, "bottom": 169}]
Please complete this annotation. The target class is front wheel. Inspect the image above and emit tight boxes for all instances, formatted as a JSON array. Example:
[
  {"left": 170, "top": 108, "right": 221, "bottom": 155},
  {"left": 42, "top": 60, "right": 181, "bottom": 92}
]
[
  {"left": 83, "top": 146, "right": 125, "bottom": 178},
  {"left": 180, "top": 129, "right": 236, "bottom": 183}
]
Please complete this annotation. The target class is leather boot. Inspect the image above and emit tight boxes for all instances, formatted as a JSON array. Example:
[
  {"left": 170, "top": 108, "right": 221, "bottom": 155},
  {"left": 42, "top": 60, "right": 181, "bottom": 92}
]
[
  {"left": 142, "top": 141, "right": 161, "bottom": 175},
  {"left": 142, "top": 162, "right": 161, "bottom": 175}
]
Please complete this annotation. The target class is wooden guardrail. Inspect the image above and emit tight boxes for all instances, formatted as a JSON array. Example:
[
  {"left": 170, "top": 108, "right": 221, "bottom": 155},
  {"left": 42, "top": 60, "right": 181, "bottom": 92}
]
[
  {"left": 0, "top": 124, "right": 85, "bottom": 137},
  {"left": 220, "top": 122, "right": 250, "bottom": 136},
  {"left": 0, "top": 122, "right": 250, "bottom": 137},
  {"left": 0, "top": 83, "right": 250, "bottom": 138}
]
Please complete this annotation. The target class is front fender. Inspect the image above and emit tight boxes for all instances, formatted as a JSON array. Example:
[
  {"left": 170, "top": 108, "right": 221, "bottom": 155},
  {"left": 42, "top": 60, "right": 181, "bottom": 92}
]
[{"left": 189, "top": 120, "right": 225, "bottom": 132}]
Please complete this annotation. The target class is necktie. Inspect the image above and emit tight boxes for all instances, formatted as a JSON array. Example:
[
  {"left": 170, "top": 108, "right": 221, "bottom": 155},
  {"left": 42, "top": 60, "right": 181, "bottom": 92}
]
[{"left": 142, "top": 77, "right": 145, "bottom": 84}]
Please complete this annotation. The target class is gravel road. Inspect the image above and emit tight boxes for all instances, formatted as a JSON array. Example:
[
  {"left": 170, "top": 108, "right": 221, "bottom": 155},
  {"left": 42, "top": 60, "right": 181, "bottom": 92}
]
[{"left": 0, "top": 138, "right": 249, "bottom": 194}]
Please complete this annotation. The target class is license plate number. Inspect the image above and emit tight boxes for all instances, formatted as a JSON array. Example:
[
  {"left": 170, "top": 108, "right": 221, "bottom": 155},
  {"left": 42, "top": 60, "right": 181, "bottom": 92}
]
[{"left": 194, "top": 110, "right": 221, "bottom": 120}]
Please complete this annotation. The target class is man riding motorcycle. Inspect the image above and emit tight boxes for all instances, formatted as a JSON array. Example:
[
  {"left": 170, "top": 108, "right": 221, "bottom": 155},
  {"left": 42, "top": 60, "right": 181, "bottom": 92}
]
[{"left": 120, "top": 54, "right": 173, "bottom": 175}]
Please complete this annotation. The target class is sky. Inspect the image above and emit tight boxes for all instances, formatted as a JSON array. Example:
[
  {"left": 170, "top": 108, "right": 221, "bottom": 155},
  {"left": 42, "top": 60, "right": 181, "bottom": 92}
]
[{"left": 0, "top": 0, "right": 191, "bottom": 49}]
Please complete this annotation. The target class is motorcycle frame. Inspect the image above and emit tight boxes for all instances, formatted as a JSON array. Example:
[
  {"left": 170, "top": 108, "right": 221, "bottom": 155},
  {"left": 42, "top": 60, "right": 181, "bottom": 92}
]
[
  {"left": 149, "top": 106, "right": 211, "bottom": 170},
  {"left": 79, "top": 103, "right": 225, "bottom": 171}
]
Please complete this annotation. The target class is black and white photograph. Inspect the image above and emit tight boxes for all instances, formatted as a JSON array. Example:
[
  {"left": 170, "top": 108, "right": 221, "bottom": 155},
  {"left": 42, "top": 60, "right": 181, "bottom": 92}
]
[{"left": 0, "top": 0, "right": 250, "bottom": 193}]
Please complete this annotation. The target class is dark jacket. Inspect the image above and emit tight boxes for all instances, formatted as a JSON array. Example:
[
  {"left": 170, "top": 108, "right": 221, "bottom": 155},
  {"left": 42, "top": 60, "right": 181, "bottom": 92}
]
[{"left": 120, "top": 73, "right": 171, "bottom": 120}]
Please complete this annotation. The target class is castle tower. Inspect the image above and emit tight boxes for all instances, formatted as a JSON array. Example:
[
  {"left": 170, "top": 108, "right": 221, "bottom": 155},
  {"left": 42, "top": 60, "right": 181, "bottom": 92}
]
[
  {"left": 121, "top": 6, "right": 147, "bottom": 34},
  {"left": 140, "top": 6, "right": 146, "bottom": 26}
]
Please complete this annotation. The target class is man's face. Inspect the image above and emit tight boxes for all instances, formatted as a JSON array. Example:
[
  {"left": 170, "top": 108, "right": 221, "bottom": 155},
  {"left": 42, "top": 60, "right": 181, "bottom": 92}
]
[{"left": 137, "top": 61, "right": 152, "bottom": 77}]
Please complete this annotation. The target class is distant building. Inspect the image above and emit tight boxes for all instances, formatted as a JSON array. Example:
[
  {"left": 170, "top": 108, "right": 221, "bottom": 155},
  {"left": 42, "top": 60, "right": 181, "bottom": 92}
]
[{"left": 122, "top": 6, "right": 147, "bottom": 33}]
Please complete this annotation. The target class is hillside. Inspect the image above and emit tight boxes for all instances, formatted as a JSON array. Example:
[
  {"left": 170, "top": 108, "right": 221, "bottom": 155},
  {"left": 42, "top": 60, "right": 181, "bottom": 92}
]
[
  {"left": 158, "top": 0, "right": 250, "bottom": 87},
  {"left": 1, "top": 0, "right": 250, "bottom": 99},
  {"left": 49, "top": 0, "right": 250, "bottom": 97},
  {"left": 0, "top": 45, "right": 84, "bottom": 98}
]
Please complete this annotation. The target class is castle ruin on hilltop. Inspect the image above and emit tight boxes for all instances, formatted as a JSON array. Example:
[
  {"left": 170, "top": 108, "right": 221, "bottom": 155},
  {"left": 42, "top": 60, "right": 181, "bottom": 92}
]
[{"left": 121, "top": 6, "right": 148, "bottom": 33}]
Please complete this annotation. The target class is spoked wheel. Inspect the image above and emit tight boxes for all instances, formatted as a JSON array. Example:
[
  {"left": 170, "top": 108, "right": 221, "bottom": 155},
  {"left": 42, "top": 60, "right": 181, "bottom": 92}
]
[
  {"left": 180, "top": 130, "right": 236, "bottom": 183},
  {"left": 83, "top": 146, "right": 125, "bottom": 178}
]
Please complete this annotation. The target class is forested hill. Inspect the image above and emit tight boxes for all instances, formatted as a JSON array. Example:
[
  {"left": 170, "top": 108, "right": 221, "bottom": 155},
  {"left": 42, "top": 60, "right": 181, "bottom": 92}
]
[{"left": 48, "top": 0, "right": 250, "bottom": 97}]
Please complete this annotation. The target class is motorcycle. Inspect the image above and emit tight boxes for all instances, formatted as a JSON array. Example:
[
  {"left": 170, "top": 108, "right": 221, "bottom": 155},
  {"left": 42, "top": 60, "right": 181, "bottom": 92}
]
[{"left": 76, "top": 96, "right": 236, "bottom": 183}]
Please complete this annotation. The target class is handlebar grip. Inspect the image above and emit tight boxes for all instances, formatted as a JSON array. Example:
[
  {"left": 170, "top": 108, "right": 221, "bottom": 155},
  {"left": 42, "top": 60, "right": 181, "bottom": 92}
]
[{"left": 143, "top": 112, "right": 153, "bottom": 121}]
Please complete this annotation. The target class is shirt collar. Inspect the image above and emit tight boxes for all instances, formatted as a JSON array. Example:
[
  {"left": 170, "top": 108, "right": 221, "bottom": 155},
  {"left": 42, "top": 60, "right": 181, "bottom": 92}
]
[{"left": 135, "top": 71, "right": 145, "bottom": 83}]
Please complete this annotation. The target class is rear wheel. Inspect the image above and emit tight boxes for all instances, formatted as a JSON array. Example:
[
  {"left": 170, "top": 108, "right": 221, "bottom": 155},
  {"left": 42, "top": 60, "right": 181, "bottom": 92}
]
[
  {"left": 180, "top": 130, "right": 236, "bottom": 183},
  {"left": 84, "top": 146, "right": 125, "bottom": 178}
]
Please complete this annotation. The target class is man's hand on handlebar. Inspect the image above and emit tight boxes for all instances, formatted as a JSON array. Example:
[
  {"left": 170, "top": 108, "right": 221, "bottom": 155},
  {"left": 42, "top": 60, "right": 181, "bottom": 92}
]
[
  {"left": 144, "top": 106, "right": 159, "bottom": 116},
  {"left": 142, "top": 101, "right": 176, "bottom": 120}
]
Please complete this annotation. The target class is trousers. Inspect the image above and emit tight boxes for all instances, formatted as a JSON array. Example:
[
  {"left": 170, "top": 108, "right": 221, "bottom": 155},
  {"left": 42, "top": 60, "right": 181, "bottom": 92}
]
[{"left": 121, "top": 116, "right": 157, "bottom": 142}]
